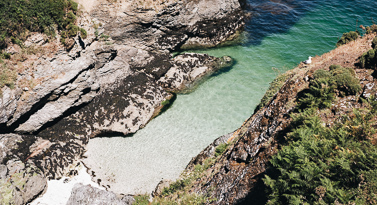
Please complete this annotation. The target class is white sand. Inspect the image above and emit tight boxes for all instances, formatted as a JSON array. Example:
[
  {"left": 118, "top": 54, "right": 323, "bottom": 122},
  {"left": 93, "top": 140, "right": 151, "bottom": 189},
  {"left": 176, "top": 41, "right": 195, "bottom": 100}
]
[{"left": 30, "top": 163, "right": 103, "bottom": 205}]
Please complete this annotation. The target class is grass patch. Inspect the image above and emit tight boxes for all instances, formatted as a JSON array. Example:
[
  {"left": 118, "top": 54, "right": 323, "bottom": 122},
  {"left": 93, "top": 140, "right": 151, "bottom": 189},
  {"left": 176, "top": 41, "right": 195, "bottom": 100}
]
[
  {"left": 215, "top": 143, "right": 229, "bottom": 157},
  {"left": 152, "top": 157, "right": 216, "bottom": 204},
  {"left": 0, "top": 64, "right": 17, "bottom": 95},
  {"left": 134, "top": 194, "right": 150, "bottom": 205},
  {"left": 255, "top": 72, "right": 290, "bottom": 112},
  {"left": 360, "top": 40, "right": 377, "bottom": 69}
]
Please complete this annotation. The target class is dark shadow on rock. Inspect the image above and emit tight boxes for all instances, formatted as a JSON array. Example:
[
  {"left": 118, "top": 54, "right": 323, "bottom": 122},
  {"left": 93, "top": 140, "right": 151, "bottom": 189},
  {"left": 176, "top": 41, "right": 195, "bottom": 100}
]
[
  {"left": 235, "top": 173, "right": 268, "bottom": 205},
  {"left": 243, "top": 0, "right": 318, "bottom": 46},
  {"left": 95, "top": 131, "right": 131, "bottom": 138}
]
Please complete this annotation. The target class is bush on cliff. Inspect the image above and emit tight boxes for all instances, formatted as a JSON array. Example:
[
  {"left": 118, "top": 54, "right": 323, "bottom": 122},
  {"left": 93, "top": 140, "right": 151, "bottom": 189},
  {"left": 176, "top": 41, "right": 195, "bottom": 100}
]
[
  {"left": 336, "top": 31, "right": 359, "bottom": 47},
  {"left": 360, "top": 47, "right": 377, "bottom": 69},
  {"left": 0, "top": 0, "right": 85, "bottom": 49},
  {"left": 299, "top": 65, "right": 360, "bottom": 110},
  {"left": 264, "top": 105, "right": 377, "bottom": 204},
  {"left": 263, "top": 65, "right": 376, "bottom": 204}
]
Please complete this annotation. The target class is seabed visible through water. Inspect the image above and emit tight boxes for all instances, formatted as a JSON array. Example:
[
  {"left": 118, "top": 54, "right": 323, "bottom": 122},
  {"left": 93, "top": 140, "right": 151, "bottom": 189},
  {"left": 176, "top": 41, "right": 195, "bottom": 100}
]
[{"left": 60, "top": 0, "right": 377, "bottom": 197}]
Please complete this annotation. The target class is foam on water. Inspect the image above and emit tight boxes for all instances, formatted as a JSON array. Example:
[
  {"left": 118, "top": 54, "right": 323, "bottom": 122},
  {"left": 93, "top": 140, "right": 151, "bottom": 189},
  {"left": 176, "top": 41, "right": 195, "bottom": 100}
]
[{"left": 84, "top": 0, "right": 377, "bottom": 195}]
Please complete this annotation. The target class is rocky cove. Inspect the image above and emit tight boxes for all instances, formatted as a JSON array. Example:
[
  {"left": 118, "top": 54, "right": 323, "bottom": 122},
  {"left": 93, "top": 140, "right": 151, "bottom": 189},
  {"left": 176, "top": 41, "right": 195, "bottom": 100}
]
[
  {"left": 2, "top": 0, "right": 377, "bottom": 204},
  {"left": 0, "top": 0, "right": 243, "bottom": 203}
]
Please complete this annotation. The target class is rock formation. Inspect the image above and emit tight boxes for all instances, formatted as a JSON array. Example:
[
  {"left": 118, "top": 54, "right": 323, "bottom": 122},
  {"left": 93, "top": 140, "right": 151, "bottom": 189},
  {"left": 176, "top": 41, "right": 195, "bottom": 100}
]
[{"left": 0, "top": 0, "right": 245, "bottom": 203}]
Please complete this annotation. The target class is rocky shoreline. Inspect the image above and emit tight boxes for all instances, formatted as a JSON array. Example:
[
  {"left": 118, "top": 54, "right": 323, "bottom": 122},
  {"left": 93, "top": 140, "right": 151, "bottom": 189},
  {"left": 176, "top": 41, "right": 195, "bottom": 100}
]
[{"left": 0, "top": 0, "right": 245, "bottom": 203}]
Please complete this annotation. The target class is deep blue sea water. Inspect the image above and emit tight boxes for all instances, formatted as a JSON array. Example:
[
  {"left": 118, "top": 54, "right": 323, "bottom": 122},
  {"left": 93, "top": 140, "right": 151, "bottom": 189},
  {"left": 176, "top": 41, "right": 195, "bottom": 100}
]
[{"left": 85, "top": 0, "right": 377, "bottom": 194}]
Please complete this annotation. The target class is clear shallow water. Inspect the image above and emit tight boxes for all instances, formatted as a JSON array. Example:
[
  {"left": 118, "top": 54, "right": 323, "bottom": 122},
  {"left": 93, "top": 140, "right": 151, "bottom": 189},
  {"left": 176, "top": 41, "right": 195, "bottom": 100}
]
[{"left": 85, "top": 0, "right": 377, "bottom": 194}]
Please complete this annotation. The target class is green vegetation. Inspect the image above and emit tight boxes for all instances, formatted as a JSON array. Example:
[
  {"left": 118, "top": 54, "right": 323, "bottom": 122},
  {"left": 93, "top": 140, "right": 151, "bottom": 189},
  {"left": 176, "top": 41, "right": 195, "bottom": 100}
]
[
  {"left": 255, "top": 73, "right": 290, "bottom": 111},
  {"left": 299, "top": 65, "right": 360, "bottom": 110},
  {"left": 360, "top": 36, "right": 377, "bottom": 69},
  {"left": 161, "top": 99, "right": 170, "bottom": 106},
  {"left": 0, "top": 0, "right": 86, "bottom": 49},
  {"left": 0, "top": 0, "right": 89, "bottom": 93},
  {"left": 365, "top": 24, "right": 377, "bottom": 35},
  {"left": 263, "top": 65, "right": 377, "bottom": 204},
  {"left": 215, "top": 143, "right": 229, "bottom": 157},
  {"left": 336, "top": 31, "right": 359, "bottom": 47},
  {"left": 150, "top": 157, "right": 216, "bottom": 204},
  {"left": 133, "top": 194, "right": 150, "bottom": 205},
  {"left": 0, "top": 64, "right": 17, "bottom": 92}
]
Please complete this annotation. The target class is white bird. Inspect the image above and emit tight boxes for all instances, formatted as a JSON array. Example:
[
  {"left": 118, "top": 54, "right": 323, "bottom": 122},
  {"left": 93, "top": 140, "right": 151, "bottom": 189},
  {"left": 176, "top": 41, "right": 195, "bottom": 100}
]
[{"left": 303, "top": 56, "right": 312, "bottom": 64}]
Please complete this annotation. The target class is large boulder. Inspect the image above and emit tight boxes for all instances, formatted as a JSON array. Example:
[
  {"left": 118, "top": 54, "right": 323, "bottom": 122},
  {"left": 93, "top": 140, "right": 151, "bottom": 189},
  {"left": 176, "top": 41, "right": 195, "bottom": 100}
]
[
  {"left": 0, "top": 134, "right": 47, "bottom": 205},
  {"left": 67, "top": 183, "right": 132, "bottom": 205}
]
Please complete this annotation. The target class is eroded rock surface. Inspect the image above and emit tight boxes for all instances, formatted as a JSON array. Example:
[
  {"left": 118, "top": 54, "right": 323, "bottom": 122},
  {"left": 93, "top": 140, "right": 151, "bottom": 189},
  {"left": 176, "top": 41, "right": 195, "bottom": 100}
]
[
  {"left": 0, "top": 0, "right": 244, "bottom": 202},
  {"left": 159, "top": 53, "right": 233, "bottom": 93},
  {"left": 67, "top": 183, "right": 132, "bottom": 205},
  {"left": 0, "top": 134, "right": 47, "bottom": 205}
]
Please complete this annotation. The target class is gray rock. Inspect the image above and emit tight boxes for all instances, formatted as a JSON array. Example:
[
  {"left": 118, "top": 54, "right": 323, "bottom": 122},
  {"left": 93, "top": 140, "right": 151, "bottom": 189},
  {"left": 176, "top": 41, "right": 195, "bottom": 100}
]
[
  {"left": 158, "top": 53, "right": 233, "bottom": 93},
  {"left": 0, "top": 164, "right": 7, "bottom": 179},
  {"left": 0, "top": 159, "right": 46, "bottom": 205},
  {"left": 67, "top": 183, "right": 128, "bottom": 205},
  {"left": 120, "top": 195, "right": 136, "bottom": 205},
  {"left": 152, "top": 179, "right": 173, "bottom": 197},
  {"left": 0, "top": 134, "right": 23, "bottom": 163},
  {"left": 0, "top": 0, "right": 245, "bottom": 203}
]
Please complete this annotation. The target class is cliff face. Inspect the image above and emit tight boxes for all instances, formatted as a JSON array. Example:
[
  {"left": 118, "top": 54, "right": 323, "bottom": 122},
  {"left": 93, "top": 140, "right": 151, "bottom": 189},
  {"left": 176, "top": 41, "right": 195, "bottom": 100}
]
[
  {"left": 157, "top": 33, "right": 377, "bottom": 204},
  {"left": 0, "top": 0, "right": 244, "bottom": 203}
]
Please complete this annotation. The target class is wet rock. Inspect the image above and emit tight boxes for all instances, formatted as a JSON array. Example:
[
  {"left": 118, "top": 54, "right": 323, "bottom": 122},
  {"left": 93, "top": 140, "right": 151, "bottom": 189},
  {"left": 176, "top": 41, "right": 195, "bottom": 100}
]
[
  {"left": 158, "top": 53, "right": 233, "bottom": 93},
  {"left": 67, "top": 183, "right": 128, "bottom": 205}
]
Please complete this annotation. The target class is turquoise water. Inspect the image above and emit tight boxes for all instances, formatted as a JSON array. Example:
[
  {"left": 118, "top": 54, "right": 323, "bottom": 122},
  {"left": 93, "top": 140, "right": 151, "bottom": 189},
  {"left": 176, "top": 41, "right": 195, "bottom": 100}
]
[{"left": 84, "top": 0, "right": 377, "bottom": 194}]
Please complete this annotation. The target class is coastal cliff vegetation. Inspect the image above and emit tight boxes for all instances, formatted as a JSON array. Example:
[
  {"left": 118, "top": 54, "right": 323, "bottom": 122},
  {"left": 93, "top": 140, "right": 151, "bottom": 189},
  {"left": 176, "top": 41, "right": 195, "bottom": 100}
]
[
  {"left": 263, "top": 66, "right": 377, "bottom": 204},
  {"left": 0, "top": 0, "right": 85, "bottom": 49},
  {"left": 148, "top": 26, "right": 377, "bottom": 204},
  {"left": 0, "top": 0, "right": 87, "bottom": 95}
]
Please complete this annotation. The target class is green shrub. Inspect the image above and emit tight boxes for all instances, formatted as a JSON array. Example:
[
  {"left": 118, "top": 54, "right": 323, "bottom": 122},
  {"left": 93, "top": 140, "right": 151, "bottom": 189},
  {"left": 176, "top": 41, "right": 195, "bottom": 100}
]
[
  {"left": 372, "top": 37, "right": 377, "bottom": 49},
  {"left": 336, "top": 31, "right": 359, "bottom": 47},
  {"left": 299, "top": 65, "right": 360, "bottom": 109},
  {"left": 0, "top": 52, "right": 11, "bottom": 59},
  {"left": 68, "top": 0, "right": 78, "bottom": 12},
  {"left": 161, "top": 99, "right": 170, "bottom": 106},
  {"left": 360, "top": 48, "right": 377, "bottom": 68},
  {"left": 0, "top": 0, "right": 82, "bottom": 49},
  {"left": 67, "top": 24, "right": 79, "bottom": 37},
  {"left": 134, "top": 194, "right": 150, "bottom": 205},
  {"left": 330, "top": 66, "right": 361, "bottom": 96},
  {"left": 366, "top": 24, "right": 377, "bottom": 34},
  {"left": 100, "top": 34, "right": 110, "bottom": 41},
  {"left": 215, "top": 143, "right": 229, "bottom": 157},
  {"left": 299, "top": 70, "right": 336, "bottom": 109},
  {"left": 161, "top": 179, "right": 190, "bottom": 196},
  {"left": 80, "top": 28, "right": 87, "bottom": 39},
  {"left": 264, "top": 104, "right": 377, "bottom": 204}
]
